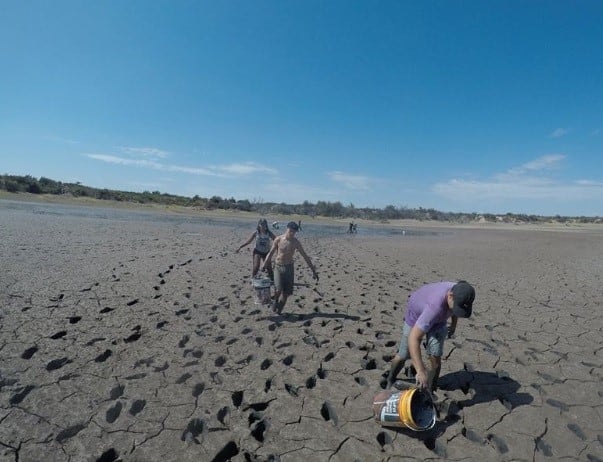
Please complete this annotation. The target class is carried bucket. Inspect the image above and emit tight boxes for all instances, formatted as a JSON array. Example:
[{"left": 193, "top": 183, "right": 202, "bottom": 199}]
[
  {"left": 251, "top": 278, "right": 272, "bottom": 305},
  {"left": 372, "top": 387, "right": 436, "bottom": 431}
]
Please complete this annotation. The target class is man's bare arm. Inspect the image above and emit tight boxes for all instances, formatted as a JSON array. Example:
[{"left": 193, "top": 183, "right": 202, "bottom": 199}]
[
  {"left": 262, "top": 237, "right": 279, "bottom": 270},
  {"left": 296, "top": 243, "right": 318, "bottom": 279},
  {"left": 408, "top": 326, "right": 429, "bottom": 389}
]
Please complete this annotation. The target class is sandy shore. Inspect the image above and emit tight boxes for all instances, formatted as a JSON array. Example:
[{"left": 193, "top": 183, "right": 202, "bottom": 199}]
[{"left": 1, "top": 200, "right": 602, "bottom": 461}]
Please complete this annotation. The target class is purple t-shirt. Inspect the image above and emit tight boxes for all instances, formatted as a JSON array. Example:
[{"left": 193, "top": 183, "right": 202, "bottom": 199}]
[{"left": 404, "top": 281, "right": 455, "bottom": 332}]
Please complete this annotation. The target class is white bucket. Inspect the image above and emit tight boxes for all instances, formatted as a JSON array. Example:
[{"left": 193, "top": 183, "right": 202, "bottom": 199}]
[{"left": 252, "top": 278, "right": 272, "bottom": 305}]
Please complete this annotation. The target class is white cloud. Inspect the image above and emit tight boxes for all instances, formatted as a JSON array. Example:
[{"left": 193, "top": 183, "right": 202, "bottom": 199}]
[
  {"left": 214, "top": 162, "right": 277, "bottom": 176},
  {"left": 433, "top": 155, "right": 603, "bottom": 210},
  {"left": 328, "top": 171, "right": 372, "bottom": 190},
  {"left": 550, "top": 128, "right": 569, "bottom": 138},
  {"left": 504, "top": 154, "right": 565, "bottom": 177},
  {"left": 85, "top": 153, "right": 276, "bottom": 178},
  {"left": 118, "top": 146, "right": 169, "bottom": 158},
  {"left": 85, "top": 154, "right": 162, "bottom": 169}
]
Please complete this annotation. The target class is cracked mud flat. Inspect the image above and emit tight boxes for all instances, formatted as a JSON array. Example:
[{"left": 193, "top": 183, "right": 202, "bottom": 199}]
[{"left": 1, "top": 202, "right": 602, "bottom": 462}]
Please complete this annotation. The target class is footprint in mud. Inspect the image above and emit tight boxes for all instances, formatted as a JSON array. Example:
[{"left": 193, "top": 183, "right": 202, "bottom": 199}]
[
  {"left": 192, "top": 383, "right": 205, "bottom": 398},
  {"left": 250, "top": 419, "right": 267, "bottom": 442},
  {"left": 317, "top": 365, "right": 327, "bottom": 379},
  {"left": 106, "top": 401, "right": 122, "bottom": 423},
  {"left": 355, "top": 376, "right": 367, "bottom": 386},
  {"left": 10, "top": 385, "right": 35, "bottom": 405},
  {"left": 95, "top": 350, "right": 112, "bottom": 362},
  {"left": 176, "top": 373, "right": 192, "bottom": 384},
  {"left": 96, "top": 448, "right": 119, "bottom": 462},
  {"left": 46, "top": 357, "right": 72, "bottom": 371},
  {"left": 320, "top": 401, "right": 338, "bottom": 426},
  {"left": 377, "top": 431, "right": 393, "bottom": 450},
  {"left": 217, "top": 407, "right": 229, "bottom": 426},
  {"left": 282, "top": 355, "right": 295, "bottom": 366},
  {"left": 21, "top": 346, "right": 38, "bottom": 360},
  {"left": 361, "top": 358, "right": 377, "bottom": 370},
  {"left": 129, "top": 399, "right": 146, "bottom": 416},
  {"left": 285, "top": 384, "right": 299, "bottom": 397},
  {"left": 260, "top": 359, "right": 272, "bottom": 370},
  {"left": 181, "top": 418, "right": 204, "bottom": 444},
  {"left": 110, "top": 384, "right": 125, "bottom": 400},
  {"left": 264, "top": 379, "right": 272, "bottom": 392},
  {"left": 462, "top": 427, "right": 483, "bottom": 444},
  {"left": 324, "top": 352, "right": 335, "bottom": 362},
  {"left": 55, "top": 423, "right": 86, "bottom": 443},
  {"left": 153, "top": 362, "right": 169, "bottom": 372},
  {"left": 124, "top": 332, "right": 141, "bottom": 343},
  {"left": 486, "top": 433, "right": 509, "bottom": 454},
  {"left": 232, "top": 391, "right": 244, "bottom": 408},
  {"left": 50, "top": 331, "right": 67, "bottom": 339}
]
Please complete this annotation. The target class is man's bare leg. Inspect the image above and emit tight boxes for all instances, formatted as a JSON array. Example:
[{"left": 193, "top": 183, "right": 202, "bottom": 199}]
[
  {"left": 427, "top": 355, "right": 442, "bottom": 392},
  {"left": 386, "top": 355, "right": 405, "bottom": 388}
]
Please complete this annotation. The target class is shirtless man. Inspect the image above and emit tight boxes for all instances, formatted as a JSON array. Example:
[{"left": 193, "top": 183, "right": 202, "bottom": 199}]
[{"left": 262, "top": 221, "right": 318, "bottom": 314}]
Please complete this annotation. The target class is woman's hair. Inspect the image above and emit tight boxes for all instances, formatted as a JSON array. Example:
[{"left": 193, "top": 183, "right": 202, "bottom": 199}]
[{"left": 257, "top": 218, "right": 268, "bottom": 232}]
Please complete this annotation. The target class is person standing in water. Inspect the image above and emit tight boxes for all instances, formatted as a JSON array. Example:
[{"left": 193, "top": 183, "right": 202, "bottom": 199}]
[
  {"left": 236, "top": 218, "right": 276, "bottom": 280},
  {"left": 262, "top": 221, "right": 318, "bottom": 314}
]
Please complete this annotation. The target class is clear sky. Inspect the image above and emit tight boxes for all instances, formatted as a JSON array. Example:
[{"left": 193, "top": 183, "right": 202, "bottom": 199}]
[{"left": 1, "top": 1, "right": 602, "bottom": 216}]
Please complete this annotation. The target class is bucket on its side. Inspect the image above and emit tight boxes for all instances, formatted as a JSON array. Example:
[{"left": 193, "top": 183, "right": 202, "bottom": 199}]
[
  {"left": 373, "top": 387, "right": 436, "bottom": 431},
  {"left": 251, "top": 278, "right": 272, "bottom": 305}
]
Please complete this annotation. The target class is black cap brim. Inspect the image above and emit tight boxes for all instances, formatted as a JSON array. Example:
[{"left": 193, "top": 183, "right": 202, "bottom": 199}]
[{"left": 452, "top": 304, "right": 472, "bottom": 318}]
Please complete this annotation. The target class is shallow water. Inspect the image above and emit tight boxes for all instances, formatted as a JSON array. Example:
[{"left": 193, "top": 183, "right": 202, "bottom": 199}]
[{"left": 0, "top": 199, "right": 450, "bottom": 239}]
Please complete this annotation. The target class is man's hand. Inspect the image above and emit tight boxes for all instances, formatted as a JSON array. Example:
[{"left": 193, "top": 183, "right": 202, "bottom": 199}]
[{"left": 415, "top": 369, "right": 429, "bottom": 389}]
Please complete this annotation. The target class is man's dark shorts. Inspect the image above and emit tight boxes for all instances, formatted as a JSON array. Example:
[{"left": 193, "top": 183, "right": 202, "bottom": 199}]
[
  {"left": 274, "top": 263, "right": 294, "bottom": 295},
  {"left": 397, "top": 322, "right": 448, "bottom": 358}
]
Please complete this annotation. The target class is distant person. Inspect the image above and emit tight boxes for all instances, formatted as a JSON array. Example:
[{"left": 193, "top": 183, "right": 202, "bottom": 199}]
[
  {"left": 386, "top": 281, "right": 475, "bottom": 392},
  {"left": 348, "top": 222, "right": 354, "bottom": 233},
  {"left": 236, "top": 218, "right": 276, "bottom": 280},
  {"left": 262, "top": 221, "right": 318, "bottom": 314},
  {"left": 272, "top": 221, "right": 280, "bottom": 230},
  {"left": 298, "top": 220, "right": 302, "bottom": 231}
]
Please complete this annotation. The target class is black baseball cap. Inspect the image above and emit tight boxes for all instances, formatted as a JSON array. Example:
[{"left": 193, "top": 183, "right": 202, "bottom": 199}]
[
  {"left": 286, "top": 221, "right": 299, "bottom": 231},
  {"left": 451, "top": 281, "right": 475, "bottom": 318}
]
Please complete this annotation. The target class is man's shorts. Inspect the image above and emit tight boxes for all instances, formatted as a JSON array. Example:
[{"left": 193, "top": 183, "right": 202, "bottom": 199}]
[
  {"left": 397, "top": 322, "right": 448, "bottom": 358},
  {"left": 274, "top": 263, "right": 294, "bottom": 295}
]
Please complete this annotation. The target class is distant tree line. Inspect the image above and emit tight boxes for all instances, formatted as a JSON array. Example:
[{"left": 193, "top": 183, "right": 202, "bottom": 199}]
[{"left": 1, "top": 174, "right": 600, "bottom": 223}]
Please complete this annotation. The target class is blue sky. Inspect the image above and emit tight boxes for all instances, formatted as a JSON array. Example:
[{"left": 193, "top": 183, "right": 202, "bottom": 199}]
[{"left": 1, "top": 1, "right": 602, "bottom": 216}]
